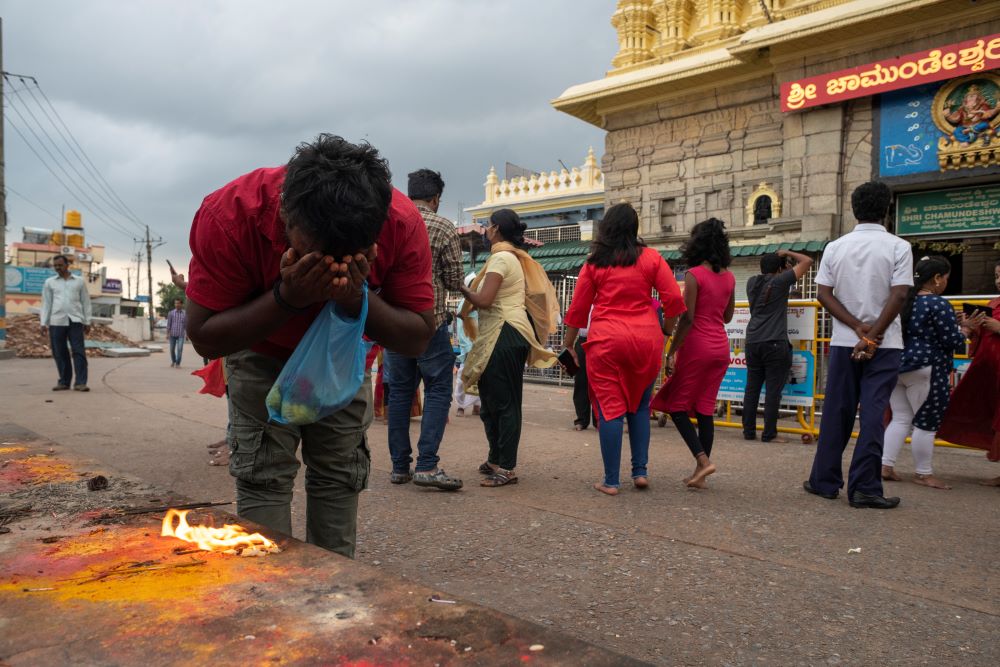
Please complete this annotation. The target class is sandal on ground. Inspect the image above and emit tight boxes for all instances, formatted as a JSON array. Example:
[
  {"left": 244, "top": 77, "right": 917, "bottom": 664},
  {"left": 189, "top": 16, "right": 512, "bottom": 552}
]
[
  {"left": 478, "top": 461, "right": 496, "bottom": 475},
  {"left": 574, "top": 423, "right": 585, "bottom": 431},
  {"left": 390, "top": 470, "right": 413, "bottom": 485},
  {"left": 413, "top": 468, "right": 463, "bottom": 491},
  {"left": 594, "top": 482, "right": 619, "bottom": 496},
  {"left": 481, "top": 469, "right": 517, "bottom": 487}
]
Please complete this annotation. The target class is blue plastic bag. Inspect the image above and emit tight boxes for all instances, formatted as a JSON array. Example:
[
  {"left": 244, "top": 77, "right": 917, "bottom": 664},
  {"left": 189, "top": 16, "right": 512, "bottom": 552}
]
[{"left": 266, "top": 285, "right": 373, "bottom": 425}]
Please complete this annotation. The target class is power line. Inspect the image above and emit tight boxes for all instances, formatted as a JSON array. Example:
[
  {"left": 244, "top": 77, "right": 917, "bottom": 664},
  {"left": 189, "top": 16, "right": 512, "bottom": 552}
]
[
  {"left": 3, "top": 185, "right": 134, "bottom": 256},
  {"left": 4, "top": 112, "right": 138, "bottom": 240},
  {"left": 3, "top": 184, "right": 61, "bottom": 223},
  {"left": 22, "top": 78, "right": 144, "bottom": 229},
  {"left": 4, "top": 87, "right": 140, "bottom": 236},
  {"left": 10, "top": 78, "right": 140, "bottom": 228},
  {"left": 20, "top": 75, "right": 148, "bottom": 231}
]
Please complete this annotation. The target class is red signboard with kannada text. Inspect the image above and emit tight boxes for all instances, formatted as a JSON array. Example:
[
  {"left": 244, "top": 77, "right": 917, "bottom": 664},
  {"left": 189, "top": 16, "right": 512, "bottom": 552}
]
[{"left": 780, "top": 34, "right": 1000, "bottom": 112}]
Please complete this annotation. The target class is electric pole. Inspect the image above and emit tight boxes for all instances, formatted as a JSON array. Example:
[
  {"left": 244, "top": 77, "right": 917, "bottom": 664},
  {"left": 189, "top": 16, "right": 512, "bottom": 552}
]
[
  {"left": 142, "top": 225, "right": 164, "bottom": 339},
  {"left": 0, "top": 19, "right": 8, "bottom": 356}
]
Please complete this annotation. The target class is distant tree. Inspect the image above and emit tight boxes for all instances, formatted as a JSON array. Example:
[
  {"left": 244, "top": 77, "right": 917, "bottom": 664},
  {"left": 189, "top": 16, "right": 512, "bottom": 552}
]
[{"left": 155, "top": 281, "right": 186, "bottom": 317}]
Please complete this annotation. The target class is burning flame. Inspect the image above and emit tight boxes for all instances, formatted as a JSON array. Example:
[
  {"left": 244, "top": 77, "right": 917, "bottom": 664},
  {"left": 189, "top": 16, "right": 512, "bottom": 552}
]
[{"left": 161, "top": 509, "right": 280, "bottom": 556}]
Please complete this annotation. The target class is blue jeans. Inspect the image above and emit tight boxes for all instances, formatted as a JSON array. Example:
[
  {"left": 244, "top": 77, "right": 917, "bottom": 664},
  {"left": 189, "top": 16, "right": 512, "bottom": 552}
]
[
  {"left": 49, "top": 322, "right": 88, "bottom": 387},
  {"left": 597, "top": 385, "right": 652, "bottom": 487},
  {"left": 169, "top": 336, "right": 184, "bottom": 365},
  {"left": 385, "top": 323, "right": 456, "bottom": 473}
]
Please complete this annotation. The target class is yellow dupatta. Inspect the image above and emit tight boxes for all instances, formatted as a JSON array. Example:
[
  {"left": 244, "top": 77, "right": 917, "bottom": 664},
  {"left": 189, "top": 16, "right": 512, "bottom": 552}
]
[{"left": 459, "top": 241, "right": 560, "bottom": 353}]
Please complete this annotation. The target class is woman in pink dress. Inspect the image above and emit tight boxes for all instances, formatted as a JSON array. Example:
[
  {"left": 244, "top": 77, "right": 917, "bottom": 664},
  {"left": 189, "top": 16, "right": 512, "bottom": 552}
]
[{"left": 651, "top": 218, "right": 735, "bottom": 489}]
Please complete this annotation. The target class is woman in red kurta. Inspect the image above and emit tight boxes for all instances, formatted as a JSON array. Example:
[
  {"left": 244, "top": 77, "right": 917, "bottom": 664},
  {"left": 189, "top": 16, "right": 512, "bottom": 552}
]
[
  {"left": 651, "top": 218, "right": 735, "bottom": 489},
  {"left": 938, "top": 260, "right": 1000, "bottom": 484},
  {"left": 563, "top": 204, "right": 685, "bottom": 495}
]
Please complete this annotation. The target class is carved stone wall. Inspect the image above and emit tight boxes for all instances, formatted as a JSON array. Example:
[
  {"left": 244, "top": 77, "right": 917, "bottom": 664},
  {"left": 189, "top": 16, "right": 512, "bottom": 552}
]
[{"left": 602, "top": 75, "right": 830, "bottom": 239}]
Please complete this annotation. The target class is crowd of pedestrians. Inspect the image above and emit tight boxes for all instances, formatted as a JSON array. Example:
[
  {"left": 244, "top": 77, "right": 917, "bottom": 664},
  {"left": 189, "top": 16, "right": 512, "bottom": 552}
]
[{"left": 167, "top": 132, "right": 996, "bottom": 561}]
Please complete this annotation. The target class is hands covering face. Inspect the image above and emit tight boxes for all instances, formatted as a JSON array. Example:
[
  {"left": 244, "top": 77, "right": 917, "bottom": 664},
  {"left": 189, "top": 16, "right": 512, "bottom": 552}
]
[{"left": 278, "top": 245, "right": 377, "bottom": 312}]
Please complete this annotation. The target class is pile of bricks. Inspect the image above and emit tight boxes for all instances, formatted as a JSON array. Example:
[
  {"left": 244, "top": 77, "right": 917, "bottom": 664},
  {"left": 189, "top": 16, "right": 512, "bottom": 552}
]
[{"left": 5, "top": 314, "right": 138, "bottom": 358}]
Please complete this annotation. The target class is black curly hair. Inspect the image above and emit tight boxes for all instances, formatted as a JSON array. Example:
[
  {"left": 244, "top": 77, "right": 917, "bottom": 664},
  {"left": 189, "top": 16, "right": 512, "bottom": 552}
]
[
  {"left": 680, "top": 218, "right": 731, "bottom": 273},
  {"left": 588, "top": 202, "right": 646, "bottom": 268},
  {"left": 281, "top": 133, "right": 392, "bottom": 258}
]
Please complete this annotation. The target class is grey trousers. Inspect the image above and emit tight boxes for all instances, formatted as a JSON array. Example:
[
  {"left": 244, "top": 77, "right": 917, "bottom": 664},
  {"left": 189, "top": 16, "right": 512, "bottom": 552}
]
[{"left": 225, "top": 349, "right": 372, "bottom": 558}]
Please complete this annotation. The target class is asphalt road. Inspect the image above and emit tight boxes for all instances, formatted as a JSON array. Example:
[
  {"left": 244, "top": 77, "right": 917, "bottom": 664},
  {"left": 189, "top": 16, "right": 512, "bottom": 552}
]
[{"left": 1, "top": 353, "right": 996, "bottom": 666}]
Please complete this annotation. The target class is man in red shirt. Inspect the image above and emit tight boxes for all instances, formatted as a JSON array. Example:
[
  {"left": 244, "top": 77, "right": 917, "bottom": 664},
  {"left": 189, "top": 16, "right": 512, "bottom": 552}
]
[{"left": 186, "top": 135, "right": 435, "bottom": 557}]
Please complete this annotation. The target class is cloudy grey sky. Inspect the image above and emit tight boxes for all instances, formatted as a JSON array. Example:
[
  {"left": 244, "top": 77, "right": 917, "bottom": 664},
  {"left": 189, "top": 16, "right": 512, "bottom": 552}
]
[{"left": 2, "top": 0, "right": 615, "bottom": 296}]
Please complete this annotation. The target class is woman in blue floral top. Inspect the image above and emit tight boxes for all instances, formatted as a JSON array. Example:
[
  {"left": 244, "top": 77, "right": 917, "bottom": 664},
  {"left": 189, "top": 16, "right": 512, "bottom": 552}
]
[{"left": 882, "top": 256, "right": 981, "bottom": 489}]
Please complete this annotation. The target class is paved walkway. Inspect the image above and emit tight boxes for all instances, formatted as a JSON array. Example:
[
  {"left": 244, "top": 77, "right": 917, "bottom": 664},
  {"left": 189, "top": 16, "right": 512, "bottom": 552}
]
[{"left": 1, "top": 353, "right": 996, "bottom": 665}]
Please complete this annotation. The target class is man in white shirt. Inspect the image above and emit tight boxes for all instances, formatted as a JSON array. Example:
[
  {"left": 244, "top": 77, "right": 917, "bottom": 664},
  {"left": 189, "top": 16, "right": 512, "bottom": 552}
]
[
  {"left": 40, "top": 254, "right": 92, "bottom": 392},
  {"left": 805, "top": 181, "right": 913, "bottom": 509}
]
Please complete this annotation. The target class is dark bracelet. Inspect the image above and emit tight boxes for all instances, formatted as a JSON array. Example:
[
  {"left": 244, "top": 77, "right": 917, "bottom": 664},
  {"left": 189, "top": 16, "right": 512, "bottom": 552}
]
[{"left": 272, "top": 279, "right": 311, "bottom": 314}]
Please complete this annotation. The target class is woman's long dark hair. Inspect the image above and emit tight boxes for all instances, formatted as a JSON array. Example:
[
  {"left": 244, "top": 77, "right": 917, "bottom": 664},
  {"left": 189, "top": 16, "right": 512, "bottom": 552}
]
[
  {"left": 489, "top": 208, "right": 527, "bottom": 248},
  {"left": 901, "top": 255, "right": 951, "bottom": 335},
  {"left": 588, "top": 202, "right": 646, "bottom": 268},
  {"left": 680, "top": 218, "right": 731, "bottom": 272}
]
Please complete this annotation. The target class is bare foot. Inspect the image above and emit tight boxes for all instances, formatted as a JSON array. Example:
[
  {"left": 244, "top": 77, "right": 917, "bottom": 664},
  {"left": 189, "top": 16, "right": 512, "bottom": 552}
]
[
  {"left": 686, "top": 477, "right": 708, "bottom": 489},
  {"left": 686, "top": 462, "right": 716, "bottom": 488},
  {"left": 881, "top": 465, "right": 902, "bottom": 481},
  {"left": 633, "top": 476, "right": 649, "bottom": 490},
  {"left": 978, "top": 476, "right": 1000, "bottom": 487},
  {"left": 913, "top": 474, "right": 951, "bottom": 490},
  {"left": 208, "top": 449, "right": 229, "bottom": 466},
  {"left": 593, "top": 482, "right": 619, "bottom": 496},
  {"left": 206, "top": 439, "right": 227, "bottom": 450}
]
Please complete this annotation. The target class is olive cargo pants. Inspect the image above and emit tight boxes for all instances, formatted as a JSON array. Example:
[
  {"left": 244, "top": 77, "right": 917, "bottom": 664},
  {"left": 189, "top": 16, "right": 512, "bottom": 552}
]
[{"left": 225, "top": 349, "right": 372, "bottom": 558}]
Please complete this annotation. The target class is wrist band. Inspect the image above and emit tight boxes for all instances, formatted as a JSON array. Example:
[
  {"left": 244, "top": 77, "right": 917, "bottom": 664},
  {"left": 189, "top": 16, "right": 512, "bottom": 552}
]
[
  {"left": 862, "top": 336, "right": 879, "bottom": 347},
  {"left": 272, "top": 279, "right": 311, "bottom": 314}
]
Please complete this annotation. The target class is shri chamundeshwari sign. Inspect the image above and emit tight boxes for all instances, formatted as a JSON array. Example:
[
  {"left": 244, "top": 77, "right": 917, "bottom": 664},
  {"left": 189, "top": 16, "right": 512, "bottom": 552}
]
[
  {"left": 896, "top": 185, "right": 1000, "bottom": 237},
  {"left": 781, "top": 34, "right": 1000, "bottom": 113}
]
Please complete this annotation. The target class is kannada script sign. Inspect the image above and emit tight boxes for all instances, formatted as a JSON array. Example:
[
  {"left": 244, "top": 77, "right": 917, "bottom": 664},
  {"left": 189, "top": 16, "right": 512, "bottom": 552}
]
[
  {"left": 781, "top": 34, "right": 1000, "bottom": 112},
  {"left": 724, "top": 306, "right": 817, "bottom": 341},
  {"left": 896, "top": 185, "right": 1000, "bottom": 237}
]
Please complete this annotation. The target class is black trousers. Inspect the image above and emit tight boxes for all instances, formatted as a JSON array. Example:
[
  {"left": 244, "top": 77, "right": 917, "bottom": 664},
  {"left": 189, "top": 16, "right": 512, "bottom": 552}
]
[
  {"left": 572, "top": 337, "right": 594, "bottom": 428},
  {"left": 742, "top": 340, "right": 793, "bottom": 441},
  {"left": 479, "top": 324, "right": 530, "bottom": 470}
]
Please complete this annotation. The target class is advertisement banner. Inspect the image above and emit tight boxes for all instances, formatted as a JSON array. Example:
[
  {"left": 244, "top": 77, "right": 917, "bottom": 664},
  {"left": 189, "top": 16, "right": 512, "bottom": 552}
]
[
  {"left": 4, "top": 265, "right": 81, "bottom": 294},
  {"left": 781, "top": 34, "right": 1000, "bottom": 112},
  {"left": 717, "top": 351, "right": 815, "bottom": 407},
  {"left": 724, "top": 306, "right": 816, "bottom": 341}
]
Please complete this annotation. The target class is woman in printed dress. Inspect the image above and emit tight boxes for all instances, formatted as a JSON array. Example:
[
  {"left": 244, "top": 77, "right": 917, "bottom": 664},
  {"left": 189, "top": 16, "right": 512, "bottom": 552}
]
[{"left": 881, "top": 257, "right": 982, "bottom": 489}]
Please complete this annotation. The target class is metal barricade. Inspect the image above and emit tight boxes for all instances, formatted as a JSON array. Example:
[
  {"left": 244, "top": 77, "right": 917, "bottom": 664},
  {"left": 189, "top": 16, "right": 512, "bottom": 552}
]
[{"left": 705, "top": 296, "right": 993, "bottom": 450}]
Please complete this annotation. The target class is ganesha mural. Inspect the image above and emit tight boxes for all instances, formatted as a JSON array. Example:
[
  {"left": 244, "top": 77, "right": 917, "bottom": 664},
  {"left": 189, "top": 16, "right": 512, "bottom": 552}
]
[{"left": 933, "top": 73, "right": 1000, "bottom": 170}]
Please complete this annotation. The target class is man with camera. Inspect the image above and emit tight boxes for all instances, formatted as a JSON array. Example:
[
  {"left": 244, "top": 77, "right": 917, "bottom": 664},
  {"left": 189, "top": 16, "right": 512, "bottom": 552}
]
[{"left": 742, "top": 249, "right": 812, "bottom": 443}]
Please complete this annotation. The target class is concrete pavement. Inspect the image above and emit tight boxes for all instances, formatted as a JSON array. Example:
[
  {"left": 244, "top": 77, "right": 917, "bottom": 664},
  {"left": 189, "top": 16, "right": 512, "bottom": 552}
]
[{"left": 0, "top": 353, "right": 996, "bottom": 665}]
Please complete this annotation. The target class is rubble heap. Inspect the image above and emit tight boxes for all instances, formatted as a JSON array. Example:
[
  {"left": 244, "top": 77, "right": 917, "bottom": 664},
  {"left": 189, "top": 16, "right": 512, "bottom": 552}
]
[{"left": 5, "top": 314, "right": 140, "bottom": 358}]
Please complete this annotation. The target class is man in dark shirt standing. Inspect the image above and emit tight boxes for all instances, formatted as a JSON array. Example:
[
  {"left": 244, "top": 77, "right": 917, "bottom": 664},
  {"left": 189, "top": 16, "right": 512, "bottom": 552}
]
[{"left": 742, "top": 249, "right": 813, "bottom": 443}]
